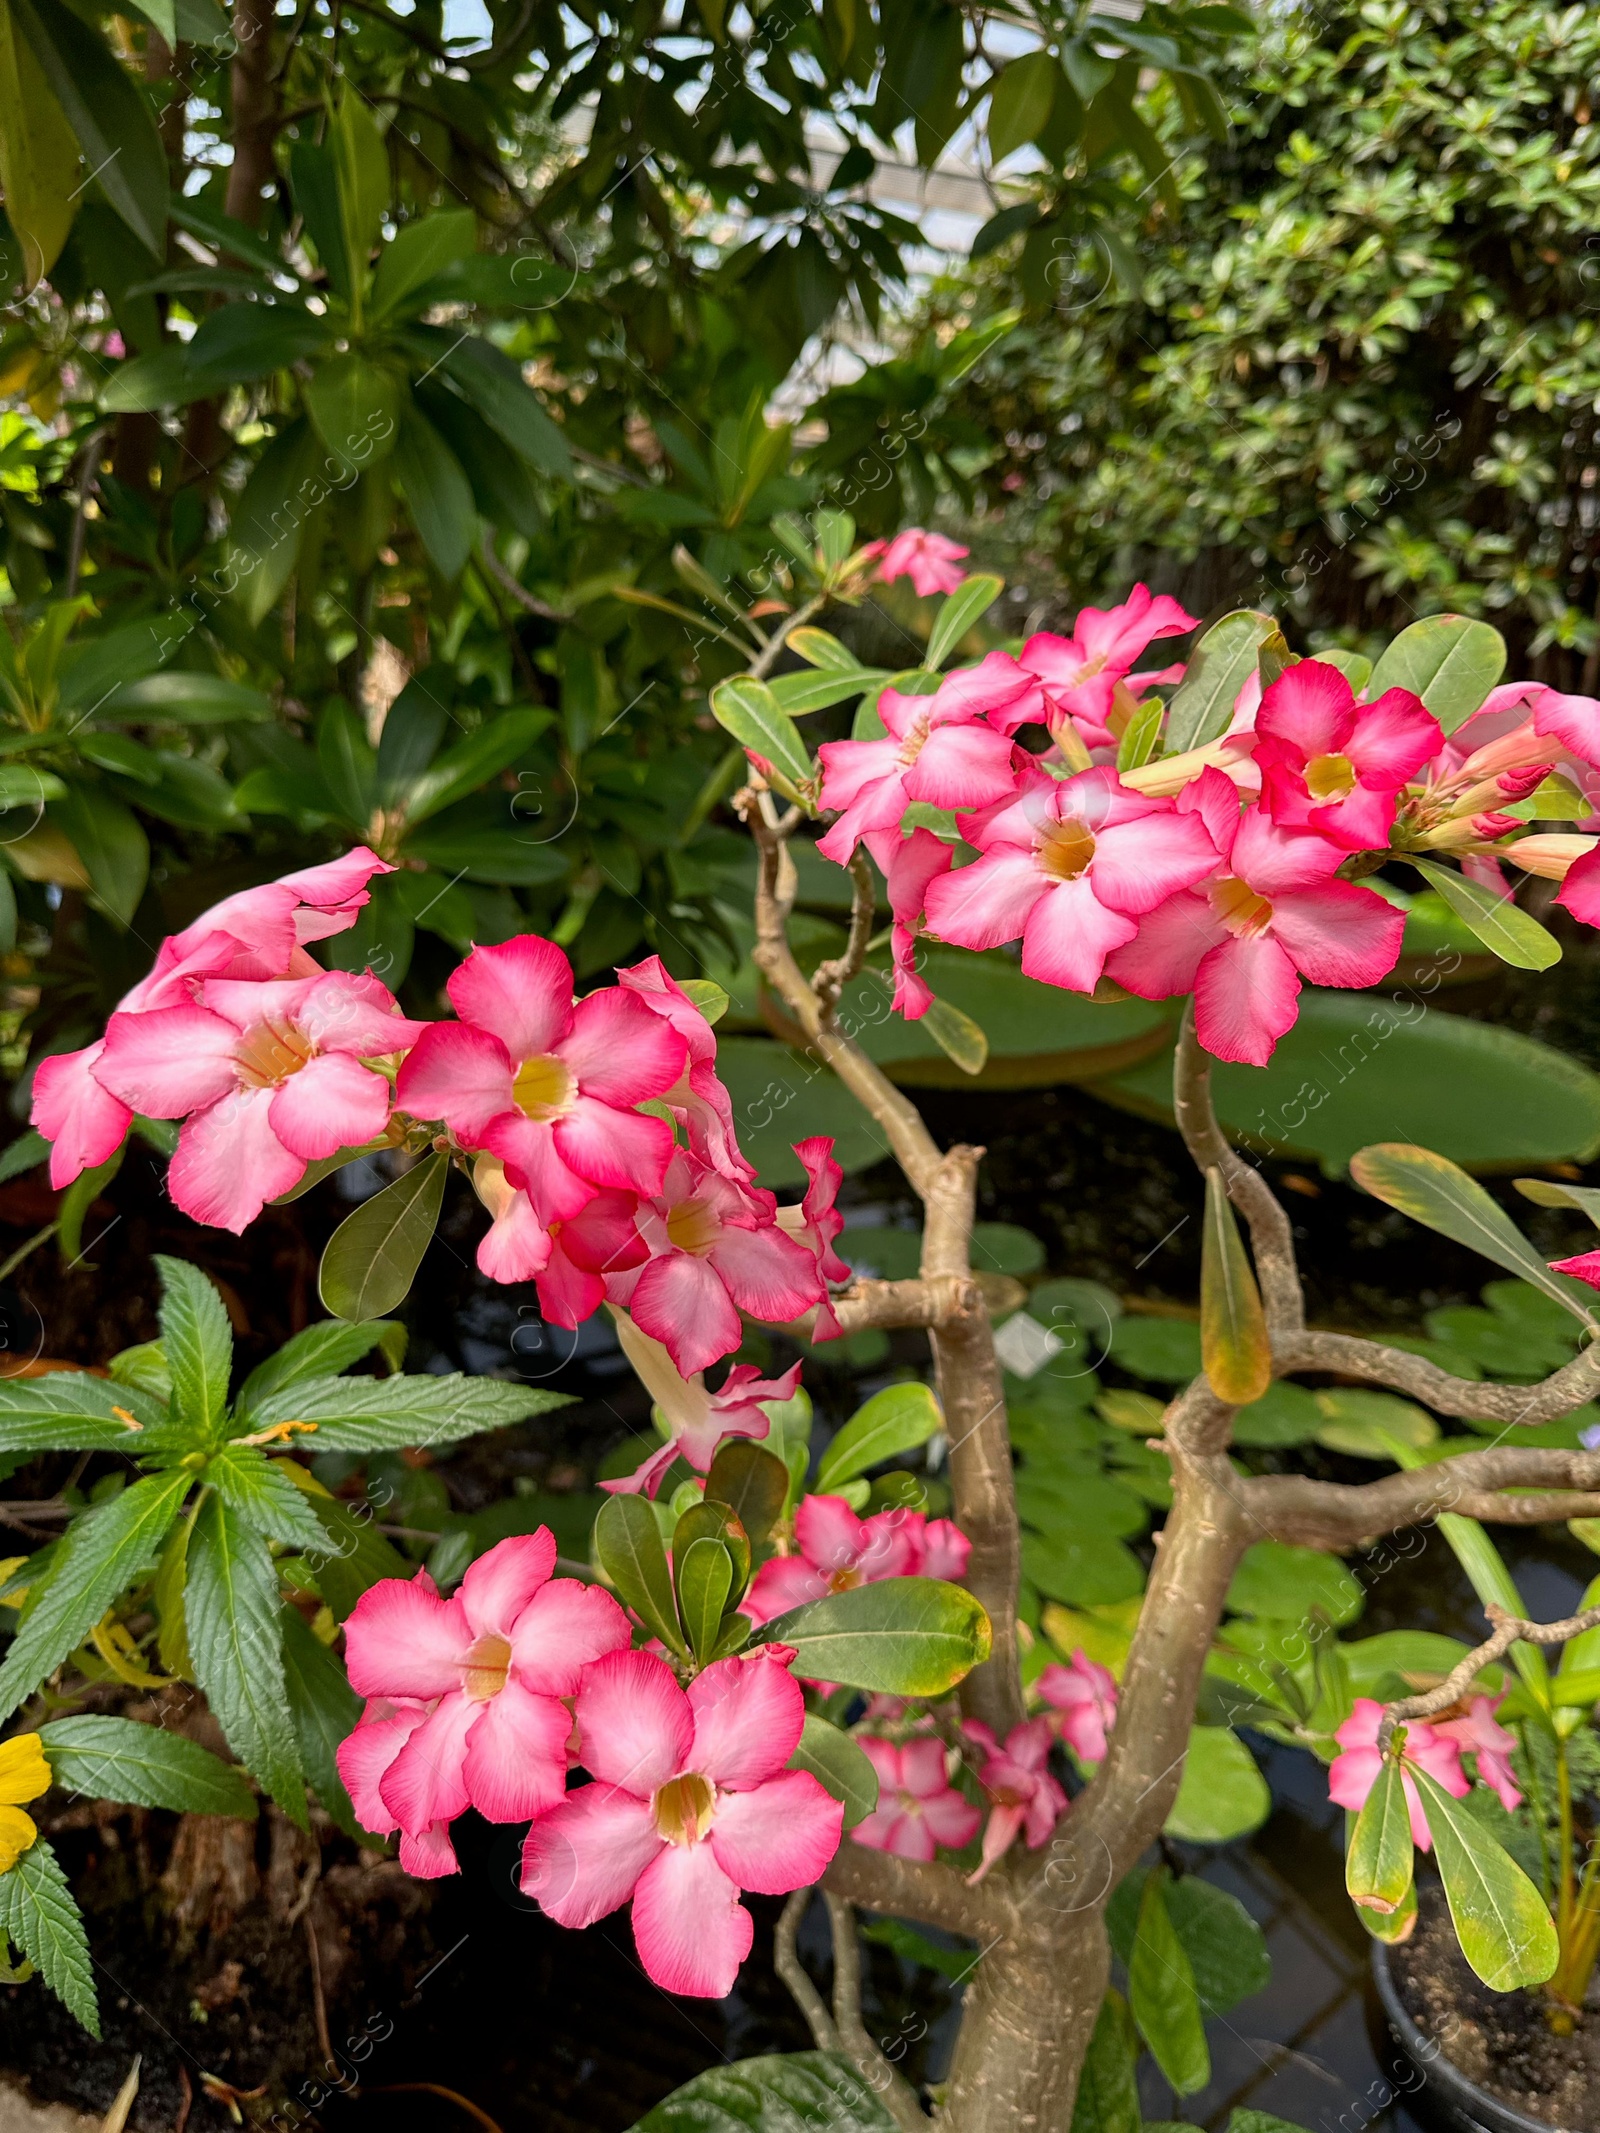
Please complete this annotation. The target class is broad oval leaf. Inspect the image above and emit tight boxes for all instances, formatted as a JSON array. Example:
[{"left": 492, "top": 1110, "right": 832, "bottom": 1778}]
[
  {"left": 1367, "top": 616, "right": 1507, "bottom": 735},
  {"left": 1411, "top": 858, "right": 1560, "bottom": 972},
  {"left": 786, "top": 1713, "right": 879, "bottom": 1830},
  {"left": 752, "top": 1575, "right": 991, "bottom": 1694},
  {"left": 1346, "top": 1755, "right": 1414, "bottom": 1914},
  {"left": 1165, "top": 610, "right": 1273, "bottom": 752},
  {"left": 815, "top": 1381, "right": 943, "bottom": 1493},
  {"left": 1129, "top": 1867, "right": 1209, "bottom": 2096},
  {"left": 1163, "top": 1726, "right": 1270, "bottom": 1843},
  {"left": 1409, "top": 1765, "right": 1558, "bottom": 1989},
  {"left": 318, "top": 1152, "right": 447, "bottom": 1321},
  {"left": 987, "top": 51, "right": 1059, "bottom": 165},
  {"left": 705, "top": 1440, "right": 789, "bottom": 1545},
  {"left": 709, "top": 676, "right": 814, "bottom": 794},
  {"left": 675, "top": 1535, "right": 734, "bottom": 1665},
  {"left": 1200, "top": 1168, "right": 1271, "bottom": 1406}
]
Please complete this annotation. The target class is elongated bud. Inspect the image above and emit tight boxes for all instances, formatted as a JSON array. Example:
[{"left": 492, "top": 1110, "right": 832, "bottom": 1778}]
[
  {"left": 1459, "top": 720, "right": 1559, "bottom": 782},
  {"left": 1497, "top": 764, "right": 1549, "bottom": 801},
  {"left": 1504, "top": 832, "right": 1598, "bottom": 880},
  {"left": 1470, "top": 811, "right": 1522, "bottom": 840}
]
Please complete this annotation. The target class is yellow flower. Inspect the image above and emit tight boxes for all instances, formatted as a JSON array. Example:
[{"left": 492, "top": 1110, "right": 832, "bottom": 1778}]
[{"left": 0, "top": 1734, "right": 51, "bottom": 1875}]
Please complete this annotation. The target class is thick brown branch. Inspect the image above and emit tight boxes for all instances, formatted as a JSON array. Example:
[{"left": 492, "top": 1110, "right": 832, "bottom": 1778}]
[
  {"left": 784, "top": 1273, "right": 1026, "bottom": 1339},
  {"left": 1242, "top": 1448, "right": 1600, "bottom": 1548},
  {"left": 822, "top": 1835, "right": 1011, "bottom": 1940},
  {"left": 1382, "top": 1600, "right": 1600, "bottom": 1744},
  {"left": 1173, "top": 1007, "right": 1303, "bottom": 1331},
  {"left": 1274, "top": 1328, "right": 1600, "bottom": 1424}
]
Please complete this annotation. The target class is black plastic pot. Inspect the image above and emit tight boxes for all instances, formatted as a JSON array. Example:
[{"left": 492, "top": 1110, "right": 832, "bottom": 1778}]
[{"left": 1371, "top": 1942, "right": 1571, "bottom": 2133}]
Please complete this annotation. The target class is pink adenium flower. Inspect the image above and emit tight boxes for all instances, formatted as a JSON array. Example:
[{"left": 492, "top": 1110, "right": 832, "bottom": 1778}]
[
  {"left": 742, "top": 1494, "right": 924, "bottom": 1624},
  {"left": 907, "top": 1516, "right": 971, "bottom": 1581},
  {"left": 816, "top": 688, "right": 1017, "bottom": 866},
  {"left": 603, "top": 1310, "right": 801, "bottom": 1496},
  {"left": 923, "top": 765, "right": 1219, "bottom": 995},
  {"left": 851, "top": 1736, "right": 981, "bottom": 1861},
  {"left": 336, "top": 1697, "right": 462, "bottom": 1879},
  {"left": 1106, "top": 769, "right": 1405, "bottom": 1066},
  {"left": 774, "top": 1135, "right": 851, "bottom": 1340},
  {"left": 520, "top": 1646, "right": 842, "bottom": 1997},
  {"left": 1005, "top": 588, "right": 1198, "bottom": 751},
  {"left": 396, "top": 935, "right": 687, "bottom": 1221},
  {"left": 1255, "top": 662, "right": 1441, "bottom": 851},
  {"left": 1327, "top": 1698, "right": 1468, "bottom": 1850},
  {"left": 95, "top": 970, "right": 425, "bottom": 1231},
  {"left": 964, "top": 1717, "right": 1068, "bottom": 1882},
  {"left": 340, "top": 1532, "right": 630, "bottom": 1843},
  {"left": 1434, "top": 1696, "right": 1522, "bottom": 1814},
  {"left": 469, "top": 1156, "right": 650, "bottom": 1313},
  {"left": 32, "top": 848, "right": 392, "bottom": 1189},
  {"left": 617, "top": 954, "right": 756, "bottom": 1185},
  {"left": 865, "top": 529, "right": 970, "bottom": 598},
  {"left": 1037, "top": 1650, "right": 1119, "bottom": 1764}
]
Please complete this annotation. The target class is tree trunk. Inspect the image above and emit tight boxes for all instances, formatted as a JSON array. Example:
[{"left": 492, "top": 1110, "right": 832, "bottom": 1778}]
[
  {"left": 224, "top": 0, "right": 277, "bottom": 229},
  {"left": 943, "top": 1911, "right": 1111, "bottom": 2133}
]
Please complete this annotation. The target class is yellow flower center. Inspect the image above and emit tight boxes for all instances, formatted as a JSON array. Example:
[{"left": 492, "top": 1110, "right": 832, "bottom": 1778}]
[
  {"left": 1036, "top": 820, "right": 1097, "bottom": 882},
  {"left": 1209, "top": 876, "right": 1275, "bottom": 939},
  {"left": 460, "top": 1631, "right": 512, "bottom": 1701},
  {"left": 895, "top": 713, "right": 931, "bottom": 769},
  {"left": 828, "top": 1565, "right": 863, "bottom": 1594},
  {"left": 233, "top": 1018, "right": 315, "bottom": 1088},
  {"left": 512, "top": 1053, "right": 575, "bottom": 1121},
  {"left": 653, "top": 1771, "right": 716, "bottom": 1846},
  {"left": 666, "top": 1196, "right": 722, "bottom": 1255},
  {"left": 1305, "top": 752, "right": 1356, "bottom": 801}
]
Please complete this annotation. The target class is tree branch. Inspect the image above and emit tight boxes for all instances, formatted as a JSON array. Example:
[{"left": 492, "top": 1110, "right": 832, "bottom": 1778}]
[
  {"left": 822, "top": 1892, "right": 925, "bottom": 2132},
  {"left": 1241, "top": 1448, "right": 1600, "bottom": 1548},
  {"left": 822, "top": 1835, "right": 1011, "bottom": 1941},
  {"left": 1381, "top": 1599, "right": 1600, "bottom": 1745},
  {"left": 812, "top": 849, "right": 876, "bottom": 1009},
  {"left": 775, "top": 1890, "right": 838, "bottom": 2050},
  {"left": 1273, "top": 1328, "right": 1600, "bottom": 1424}
]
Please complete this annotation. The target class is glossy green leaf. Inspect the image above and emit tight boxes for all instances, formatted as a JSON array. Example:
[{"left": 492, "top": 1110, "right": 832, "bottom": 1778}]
[
  {"left": 768, "top": 668, "right": 887, "bottom": 716},
  {"left": 1368, "top": 616, "right": 1507, "bottom": 735},
  {"left": 0, "top": 2, "right": 77, "bottom": 288},
  {"left": 93, "top": 673, "right": 275, "bottom": 725},
  {"left": 157, "top": 1254, "right": 233, "bottom": 1440},
  {"left": 1515, "top": 1176, "right": 1600, "bottom": 1229},
  {"left": 815, "top": 1382, "right": 943, "bottom": 1493},
  {"left": 1164, "top": 1727, "right": 1271, "bottom": 1842},
  {"left": 304, "top": 351, "right": 400, "bottom": 472},
  {"left": 752, "top": 1575, "right": 991, "bottom": 1694},
  {"left": 1021, "top": 1529, "right": 1146, "bottom": 1607},
  {"left": 223, "top": 417, "right": 325, "bottom": 624},
  {"left": 1357, "top": 1876, "right": 1419, "bottom": 1945},
  {"left": 39, "top": 1715, "right": 255, "bottom": 1819},
  {"left": 439, "top": 338, "right": 572, "bottom": 476},
  {"left": 1200, "top": 1168, "right": 1271, "bottom": 1405},
  {"left": 10, "top": 0, "right": 165, "bottom": 259},
  {"left": 626, "top": 2053, "right": 895, "bottom": 2132},
  {"left": 279, "top": 1605, "right": 364, "bottom": 1840},
  {"left": 705, "top": 1440, "right": 789, "bottom": 1545},
  {"left": 1129, "top": 1866, "right": 1209, "bottom": 2095},
  {"left": 710, "top": 677, "right": 814, "bottom": 794},
  {"left": 49, "top": 783, "right": 147, "bottom": 926},
  {"left": 0, "top": 1841, "right": 97, "bottom": 2036},
  {"left": 1069, "top": 1989, "right": 1140, "bottom": 2133},
  {"left": 1107, "top": 1870, "right": 1271, "bottom": 2016},
  {"left": 371, "top": 208, "right": 476, "bottom": 323},
  {"left": 1165, "top": 610, "right": 1272, "bottom": 751},
  {"left": 1346, "top": 1755, "right": 1414, "bottom": 1914},
  {"left": 594, "top": 1493, "right": 685, "bottom": 1654},
  {"left": 676, "top": 1535, "right": 734, "bottom": 1665},
  {"left": 393, "top": 407, "right": 477, "bottom": 580},
  {"left": 186, "top": 1493, "right": 305, "bottom": 1826},
  {"left": 924, "top": 573, "right": 1003, "bottom": 669},
  {"left": 1227, "top": 1540, "right": 1363, "bottom": 1624},
  {"left": 1313, "top": 1388, "right": 1438, "bottom": 1460},
  {"left": 1349, "top": 1143, "right": 1596, "bottom": 1327},
  {"left": 1115, "top": 695, "right": 1164, "bottom": 773},
  {"left": 287, "top": 1479, "right": 409, "bottom": 1624},
  {"left": 787, "top": 1713, "right": 879, "bottom": 1829},
  {"left": 988, "top": 51, "right": 1059, "bottom": 165},
  {"left": 1411, "top": 859, "right": 1560, "bottom": 972},
  {"left": 330, "top": 86, "right": 388, "bottom": 295},
  {"left": 1409, "top": 1765, "right": 1557, "bottom": 1988},
  {"left": 787, "top": 627, "right": 859, "bottom": 672},
  {"left": 318, "top": 1152, "right": 447, "bottom": 1321}
]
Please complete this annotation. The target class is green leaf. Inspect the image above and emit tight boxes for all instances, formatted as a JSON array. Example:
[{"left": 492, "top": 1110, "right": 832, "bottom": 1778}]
[
  {"left": 1021, "top": 1529, "right": 1146, "bottom": 1607},
  {"left": 987, "top": 52, "right": 1059, "bottom": 166},
  {"left": 279, "top": 1605, "right": 363, "bottom": 1839},
  {"left": 768, "top": 668, "right": 889, "bottom": 717},
  {"left": 1313, "top": 1388, "right": 1438, "bottom": 1460},
  {"left": 1129, "top": 1866, "right": 1209, "bottom": 2095},
  {"left": 709, "top": 677, "right": 814, "bottom": 795},
  {"left": 920, "top": 994, "right": 989, "bottom": 1077},
  {"left": 319, "top": 1153, "right": 447, "bottom": 1321},
  {"left": 814, "top": 1382, "right": 943, "bottom": 1493},
  {"left": 289, "top": 1480, "right": 409, "bottom": 1623},
  {"left": 787, "top": 628, "right": 860, "bottom": 673},
  {"left": 370, "top": 208, "right": 477, "bottom": 322},
  {"left": 1164, "top": 1727, "right": 1270, "bottom": 1842},
  {"left": 330, "top": 85, "right": 388, "bottom": 294},
  {"left": 1115, "top": 696, "right": 1164, "bottom": 774},
  {"left": 304, "top": 352, "right": 400, "bottom": 472},
  {"left": 923, "top": 574, "right": 1003, "bottom": 670},
  {"left": 1227, "top": 1540, "right": 1363, "bottom": 1624},
  {"left": 186, "top": 1493, "right": 306, "bottom": 1825},
  {"left": 786, "top": 1713, "right": 878, "bottom": 1830},
  {"left": 1515, "top": 1176, "right": 1600, "bottom": 1230},
  {"left": 234, "top": 1318, "right": 400, "bottom": 1416},
  {"left": 1069, "top": 1989, "right": 1140, "bottom": 2133},
  {"left": 438, "top": 338, "right": 572, "bottom": 477},
  {"left": 1165, "top": 610, "right": 1272, "bottom": 751},
  {"left": 705, "top": 1441, "right": 789, "bottom": 1546},
  {"left": 57, "top": 1145, "right": 122, "bottom": 1266},
  {"left": 156, "top": 1254, "right": 233, "bottom": 1440},
  {"left": 676, "top": 1535, "right": 734, "bottom": 1665},
  {"left": 0, "top": 1841, "right": 97, "bottom": 2036},
  {"left": 393, "top": 407, "right": 477, "bottom": 580},
  {"left": 241, "top": 1372, "right": 567, "bottom": 1454},
  {"left": 1200, "top": 1168, "right": 1271, "bottom": 1406},
  {"left": 9, "top": 0, "right": 165, "bottom": 259},
  {"left": 1162, "top": 1877, "right": 1272, "bottom": 2014},
  {"left": 0, "top": 1374, "right": 159, "bottom": 1454},
  {"left": 1346, "top": 1754, "right": 1414, "bottom": 1915},
  {"left": 224, "top": 417, "right": 324, "bottom": 626},
  {"left": 1348, "top": 1143, "right": 1596, "bottom": 1327},
  {"left": 49, "top": 783, "right": 146, "bottom": 926},
  {"left": 751, "top": 1576, "right": 991, "bottom": 1695},
  {"left": 0, "top": 1130, "right": 47, "bottom": 1185},
  {"left": 594, "top": 1494, "right": 685, "bottom": 1653},
  {"left": 206, "top": 1446, "right": 327, "bottom": 1551},
  {"left": 401, "top": 706, "right": 550, "bottom": 825},
  {"left": 0, "top": 1469, "right": 190, "bottom": 1721},
  {"left": 1409, "top": 1765, "right": 1558, "bottom": 1989},
  {"left": 185, "top": 301, "right": 328, "bottom": 389},
  {"left": 1410, "top": 858, "right": 1560, "bottom": 972},
  {"left": 39, "top": 1714, "right": 255, "bottom": 1819},
  {"left": 0, "top": 0, "right": 78, "bottom": 289},
  {"left": 1368, "top": 616, "right": 1507, "bottom": 736},
  {"left": 626, "top": 2053, "right": 896, "bottom": 2132},
  {"left": 93, "top": 672, "right": 274, "bottom": 725}
]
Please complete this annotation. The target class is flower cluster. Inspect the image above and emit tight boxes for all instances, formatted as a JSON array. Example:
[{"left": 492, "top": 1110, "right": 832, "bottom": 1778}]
[
  {"left": 339, "top": 1531, "right": 843, "bottom": 1996},
  {"left": 741, "top": 1492, "right": 972, "bottom": 1626},
  {"left": 33, "top": 867, "right": 848, "bottom": 1455},
  {"left": 1327, "top": 1694, "right": 1521, "bottom": 1847},
  {"left": 815, "top": 585, "right": 1600, "bottom": 1065}
]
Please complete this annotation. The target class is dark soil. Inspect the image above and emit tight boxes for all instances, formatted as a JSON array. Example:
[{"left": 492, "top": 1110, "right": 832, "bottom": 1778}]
[{"left": 1392, "top": 1882, "right": 1600, "bottom": 2130}]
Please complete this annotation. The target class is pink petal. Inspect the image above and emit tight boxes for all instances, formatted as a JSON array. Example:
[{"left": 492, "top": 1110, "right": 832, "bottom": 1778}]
[
  {"left": 905, "top": 722, "right": 1019, "bottom": 810},
  {"left": 851, "top": 1807, "right": 928, "bottom": 1859},
  {"left": 534, "top": 1241, "right": 604, "bottom": 1323},
  {"left": 398, "top": 1823, "right": 460, "bottom": 1878},
  {"left": 31, "top": 1042, "right": 131, "bottom": 1189},
  {"left": 478, "top": 1185, "right": 553, "bottom": 1283},
  {"left": 1019, "top": 876, "right": 1138, "bottom": 994},
  {"left": 379, "top": 1691, "right": 478, "bottom": 1833},
  {"left": 553, "top": 1097, "right": 675, "bottom": 1197},
  {"left": 706, "top": 1223, "right": 823, "bottom": 1323},
  {"left": 1327, "top": 1744, "right": 1381, "bottom": 1813},
  {"left": 921, "top": 1788, "right": 982, "bottom": 1849},
  {"left": 482, "top": 1113, "right": 596, "bottom": 1221},
  {"left": 857, "top": 1510, "right": 919, "bottom": 1579},
  {"left": 268, "top": 1052, "right": 391, "bottom": 1161},
  {"left": 1178, "top": 765, "right": 1243, "bottom": 855},
  {"left": 343, "top": 1573, "right": 469, "bottom": 1700},
  {"left": 335, "top": 1703, "right": 424, "bottom": 1835},
  {"left": 898, "top": 1737, "right": 953, "bottom": 1799},
  {"left": 688, "top": 1652, "right": 806, "bottom": 1788},
  {"left": 742, "top": 1557, "right": 827, "bottom": 1623},
  {"left": 1348, "top": 690, "right": 1441, "bottom": 784},
  {"left": 462, "top": 1679, "right": 573, "bottom": 1821},
  {"left": 397, "top": 1023, "right": 514, "bottom": 1143},
  {"left": 275, "top": 846, "right": 393, "bottom": 916},
  {"left": 1306, "top": 782, "right": 1399, "bottom": 852},
  {"left": 710, "top": 1770, "right": 843, "bottom": 1892},
  {"left": 574, "top": 1649, "right": 693, "bottom": 1796},
  {"left": 460, "top": 1529, "right": 556, "bottom": 1638},
  {"left": 816, "top": 737, "right": 902, "bottom": 817},
  {"left": 95, "top": 1004, "right": 240, "bottom": 1116},
  {"left": 447, "top": 935, "right": 574, "bottom": 1060},
  {"left": 168, "top": 1087, "right": 304, "bottom": 1232},
  {"left": 1255, "top": 660, "right": 1354, "bottom": 758},
  {"left": 290, "top": 970, "right": 429, "bottom": 1055},
  {"left": 794, "top": 1493, "right": 868, "bottom": 1573},
  {"left": 1557, "top": 845, "right": 1600, "bottom": 926},
  {"left": 631, "top": 1840, "right": 752, "bottom": 1997},
  {"left": 1229, "top": 808, "right": 1344, "bottom": 895},
  {"left": 627, "top": 1252, "right": 743, "bottom": 1378},
  {"left": 924, "top": 848, "right": 1045, "bottom": 951},
  {"left": 508, "top": 1577, "right": 631, "bottom": 1694},
  {"left": 1088, "top": 806, "right": 1219, "bottom": 915},
  {"left": 1193, "top": 935, "right": 1303, "bottom": 1067},
  {"left": 1532, "top": 688, "right": 1600, "bottom": 767},
  {"left": 1104, "top": 890, "right": 1220, "bottom": 999},
  {"left": 521, "top": 1783, "right": 662, "bottom": 1927},
  {"left": 1268, "top": 882, "right": 1405, "bottom": 990},
  {"left": 559, "top": 990, "right": 687, "bottom": 1106}
]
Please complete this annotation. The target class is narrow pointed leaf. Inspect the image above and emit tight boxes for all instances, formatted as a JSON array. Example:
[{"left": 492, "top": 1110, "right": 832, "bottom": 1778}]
[
  {"left": 676, "top": 1536, "right": 734, "bottom": 1664},
  {"left": 156, "top": 1254, "right": 233, "bottom": 1439},
  {"left": 186, "top": 1494, "right": 306, "bottom": 1826},
  {"left": 1165, "top": 610, "right": 1272, "bottom": 752},
  {"left": 1412, "top": 859, "right": 1560, "bottom": 972},
  {"left": 923, "top": 574, "right": 1003, "bottom": 670},
  {"left": 1409, "top": 1765, "right": 1558, "bottom": 1989},
  {"left": 815, "top": 1382, "right": 944, "bottom": 1493},
  {"left": 1128, "top": 1866, "right": 1209, "bottom": 2095},
  {"left": 0, "top": 1841, "right": 97, "bottom": 2036},
  {"left": 1200, "top": 1168, "right": 1271, "bottom": 1405},
  {"left": 594, "top": 1494, "right": 685, "bottom": 1654},
  {"left": 280, "top": 1604, "right": 364, "bottom": 1839},
  {"left": 1346, "top": 1757, "right": 1414, "bottom": 1914},
  {"left": 9, "top": 0, "right": 166, "bottom": 259},
  {"left": 319, "top": 1152, "right": 446, "bottom": 1320}
]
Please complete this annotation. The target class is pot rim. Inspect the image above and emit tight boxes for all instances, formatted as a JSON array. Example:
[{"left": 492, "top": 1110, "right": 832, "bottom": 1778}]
[{"left": 1370, "top": 1939, "right": 1577, "bottom": 2133}]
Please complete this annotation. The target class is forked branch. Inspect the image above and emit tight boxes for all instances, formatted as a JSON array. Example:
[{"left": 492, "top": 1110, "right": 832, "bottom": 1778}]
[{"left": 1381, "top": 1599, "right": 1600, "bottom": 1744}]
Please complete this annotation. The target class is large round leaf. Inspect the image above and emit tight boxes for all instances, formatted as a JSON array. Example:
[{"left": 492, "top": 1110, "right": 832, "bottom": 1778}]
[
  {"left": 713, "top": 1036, "right": 888, "bottom": 1183},
  {"left": 1164, "top": 1727, "right": 1271, "bottom": 1843}
]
